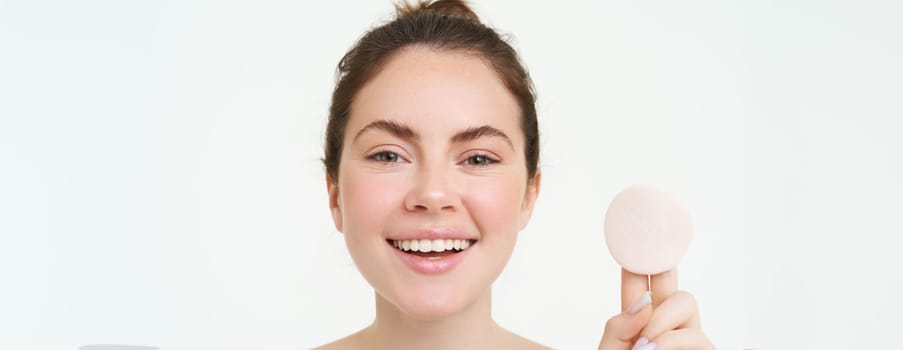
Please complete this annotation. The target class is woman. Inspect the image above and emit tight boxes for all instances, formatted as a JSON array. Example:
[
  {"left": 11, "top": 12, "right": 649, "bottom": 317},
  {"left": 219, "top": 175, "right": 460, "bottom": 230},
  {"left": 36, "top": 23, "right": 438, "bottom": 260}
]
[{"left": 318, "top": 1, "right": 713, "bottom": 349}]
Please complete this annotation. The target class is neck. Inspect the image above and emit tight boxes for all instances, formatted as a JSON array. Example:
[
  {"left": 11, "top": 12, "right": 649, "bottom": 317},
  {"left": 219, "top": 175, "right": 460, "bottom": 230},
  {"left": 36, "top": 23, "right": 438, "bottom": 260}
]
[{"left": 364, "top": 289, "right": 501, "bottom": 350}]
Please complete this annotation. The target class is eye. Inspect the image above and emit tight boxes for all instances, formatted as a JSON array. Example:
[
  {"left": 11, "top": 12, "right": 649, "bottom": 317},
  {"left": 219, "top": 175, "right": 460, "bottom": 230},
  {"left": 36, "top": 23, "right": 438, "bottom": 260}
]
[
  {"left": 368, "top": 150, "right": 404, "bottom": 163},
  {"left": 463, "top": 153, "right": 498, "bottom": 166}
]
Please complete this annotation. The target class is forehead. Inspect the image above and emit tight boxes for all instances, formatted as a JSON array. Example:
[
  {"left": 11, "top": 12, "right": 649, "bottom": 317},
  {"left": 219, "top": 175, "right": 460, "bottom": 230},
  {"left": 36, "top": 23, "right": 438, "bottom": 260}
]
[{"left": 348, "top": 46, "right": 522, "bottom": 144}]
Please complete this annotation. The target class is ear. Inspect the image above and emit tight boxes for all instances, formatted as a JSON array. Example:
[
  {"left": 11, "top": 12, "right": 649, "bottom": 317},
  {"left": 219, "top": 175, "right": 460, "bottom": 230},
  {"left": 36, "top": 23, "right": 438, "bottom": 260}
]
[
  {"left": 326, "top": 174, "right": 344, "bottom": 233},
  {"left": 518, "top": 171, "right": 541, "bottom": 231}
]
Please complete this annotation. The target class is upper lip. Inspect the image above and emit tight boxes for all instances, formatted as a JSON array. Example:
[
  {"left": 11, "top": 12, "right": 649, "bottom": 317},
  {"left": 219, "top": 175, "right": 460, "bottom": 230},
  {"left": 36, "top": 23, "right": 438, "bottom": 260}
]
[{"left": 387, "top": 228, "right": 478, "bottom": 241}]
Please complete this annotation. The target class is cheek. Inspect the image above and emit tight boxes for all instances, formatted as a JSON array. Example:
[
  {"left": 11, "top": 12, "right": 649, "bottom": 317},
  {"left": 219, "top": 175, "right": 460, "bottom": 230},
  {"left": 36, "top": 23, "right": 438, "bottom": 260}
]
[
  {"left": 461, "top": 176, "right": 525, "bottom": 234},
  {"left": 339, "top": 171, "right": 405, "bottom": 235}
]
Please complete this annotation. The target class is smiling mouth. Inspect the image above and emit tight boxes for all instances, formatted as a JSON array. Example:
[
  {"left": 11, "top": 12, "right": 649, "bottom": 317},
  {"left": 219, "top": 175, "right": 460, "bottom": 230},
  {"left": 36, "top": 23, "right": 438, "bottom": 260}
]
[{"left": 387, "top": 239, "right": 477, "bottom": 258}]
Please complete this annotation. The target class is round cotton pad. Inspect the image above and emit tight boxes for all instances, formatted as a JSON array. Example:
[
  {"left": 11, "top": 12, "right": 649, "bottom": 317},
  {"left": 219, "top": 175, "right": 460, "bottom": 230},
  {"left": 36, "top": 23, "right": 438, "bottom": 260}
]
[{"left": 604, "top": 184, "right": 693, "bottom": 275}]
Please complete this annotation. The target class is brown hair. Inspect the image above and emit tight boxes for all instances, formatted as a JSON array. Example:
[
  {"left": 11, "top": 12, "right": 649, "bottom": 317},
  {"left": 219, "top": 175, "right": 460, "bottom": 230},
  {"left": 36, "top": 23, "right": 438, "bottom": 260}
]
[{"left": 323, "top": 0, "right": 539, "bottom": 185}]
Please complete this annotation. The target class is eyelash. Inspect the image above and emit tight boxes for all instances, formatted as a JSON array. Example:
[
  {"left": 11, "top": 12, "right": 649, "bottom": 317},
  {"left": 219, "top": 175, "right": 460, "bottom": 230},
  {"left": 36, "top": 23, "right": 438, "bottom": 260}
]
[
  {"left": 368, "top": 150, "right": 404, "bottom": 164},
  {"left": 462, "top": 152, "right": 498, "bottom": 166},
  {"left": 366, "top": 150, "right": 499, "bottom": 167}
]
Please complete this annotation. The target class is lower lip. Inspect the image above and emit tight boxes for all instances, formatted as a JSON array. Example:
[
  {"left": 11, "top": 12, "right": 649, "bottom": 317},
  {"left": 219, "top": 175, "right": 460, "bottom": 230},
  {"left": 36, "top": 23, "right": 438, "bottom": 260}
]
[{"left": 389, "top": 241, "right": 474, "bottom": 275}]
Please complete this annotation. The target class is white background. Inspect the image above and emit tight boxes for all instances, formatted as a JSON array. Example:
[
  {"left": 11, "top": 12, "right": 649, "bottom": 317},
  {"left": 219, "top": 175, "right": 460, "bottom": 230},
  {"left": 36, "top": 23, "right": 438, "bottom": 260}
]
[{"left": 2, "top": 0, "right": 901, "bottom": 349}]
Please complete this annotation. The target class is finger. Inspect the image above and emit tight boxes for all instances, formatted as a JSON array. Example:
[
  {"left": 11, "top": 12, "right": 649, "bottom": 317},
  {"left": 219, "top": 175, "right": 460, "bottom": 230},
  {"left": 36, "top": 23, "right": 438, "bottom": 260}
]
[
  {"left": 651, "top": 268, "right": 678, "bottom": 307},
  {"left": 650, "top": 328, "right": 714, "bottom": 350},
  {"left": 598, "top": 307, "right": 651, "bottom": 350},
  {"left": 641, "top": 291, "right": 700, "bottom": 340},
  {"left": 621, "top": 268, "right": 650, "bottom": 313}
]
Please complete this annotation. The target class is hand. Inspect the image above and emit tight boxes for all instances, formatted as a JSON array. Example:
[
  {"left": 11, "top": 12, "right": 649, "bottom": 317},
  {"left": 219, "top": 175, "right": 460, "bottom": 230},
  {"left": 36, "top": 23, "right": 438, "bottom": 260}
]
[{"left": 597, "top": 269, "right": 714, "bottom": 350}]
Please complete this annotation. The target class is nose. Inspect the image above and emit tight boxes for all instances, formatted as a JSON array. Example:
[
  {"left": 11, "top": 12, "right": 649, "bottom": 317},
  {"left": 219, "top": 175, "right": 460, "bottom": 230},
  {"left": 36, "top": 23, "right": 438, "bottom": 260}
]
[{"left": 404, "top": 164, "right": 459, "bottom": 214}]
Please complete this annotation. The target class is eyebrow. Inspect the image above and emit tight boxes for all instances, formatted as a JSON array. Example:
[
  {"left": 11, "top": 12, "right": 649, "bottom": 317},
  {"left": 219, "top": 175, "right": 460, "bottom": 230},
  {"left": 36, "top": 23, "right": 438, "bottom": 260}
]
[
  {"left": 352, "top": 119, "right": 514, "bottom": 150},
  {"left": 452, "top": 125, "right": 515, "bottom": 150}
]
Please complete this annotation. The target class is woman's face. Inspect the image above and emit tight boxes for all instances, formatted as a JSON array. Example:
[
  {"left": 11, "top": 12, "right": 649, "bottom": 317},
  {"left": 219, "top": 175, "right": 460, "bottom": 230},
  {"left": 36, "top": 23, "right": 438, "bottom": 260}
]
[{"left": 328, "top": 46, "right": 540, "bottom": 320}]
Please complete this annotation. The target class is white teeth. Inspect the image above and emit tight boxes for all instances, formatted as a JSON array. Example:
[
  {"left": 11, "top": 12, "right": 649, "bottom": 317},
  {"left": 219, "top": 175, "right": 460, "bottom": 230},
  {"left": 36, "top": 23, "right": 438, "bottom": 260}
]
[{"left": 391, "top": 239, "right": 474, "bottom": 253}]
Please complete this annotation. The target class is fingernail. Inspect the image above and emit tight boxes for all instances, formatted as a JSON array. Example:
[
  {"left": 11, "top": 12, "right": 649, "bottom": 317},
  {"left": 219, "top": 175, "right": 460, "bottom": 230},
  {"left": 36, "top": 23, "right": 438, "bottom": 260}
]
[
  {"left": 636, "top": 342, "right": 657, "bottom": 350},
  {"left": 632, "top": 337, "right": 656, "bottom": 350},
  {"left": 631, "top": 337, "right": 648, "bottom": 350},
  {"left": 627, "top": 291, "right": 652, "bottom": 314}
]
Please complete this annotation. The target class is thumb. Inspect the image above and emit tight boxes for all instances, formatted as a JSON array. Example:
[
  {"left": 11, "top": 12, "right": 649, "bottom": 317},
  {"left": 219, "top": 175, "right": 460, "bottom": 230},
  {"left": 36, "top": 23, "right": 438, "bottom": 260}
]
[{"left": 598, "top": 291, "right": 653, "bottom": 349}]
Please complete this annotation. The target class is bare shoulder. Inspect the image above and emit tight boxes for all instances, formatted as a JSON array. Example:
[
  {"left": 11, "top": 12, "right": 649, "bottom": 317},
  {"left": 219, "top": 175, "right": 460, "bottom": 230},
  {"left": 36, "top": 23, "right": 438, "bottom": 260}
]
[
  {"left": 312, "top": 328, "right": 367, "bottom": 350},
  {"left": 312, "top": 337, "right": 352, "bottom": 350},
  {"left": 498, "top": 327, "right": 552, "bottom": 350},
  {"left": 507, "top": 337, "right": 552, "bottom": 350}
]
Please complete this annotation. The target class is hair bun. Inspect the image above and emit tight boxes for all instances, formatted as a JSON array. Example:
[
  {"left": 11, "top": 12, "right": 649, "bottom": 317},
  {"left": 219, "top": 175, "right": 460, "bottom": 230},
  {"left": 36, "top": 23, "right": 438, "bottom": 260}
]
[{"left": 395, "top": 0, "right": 481, "bottom": 23}]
